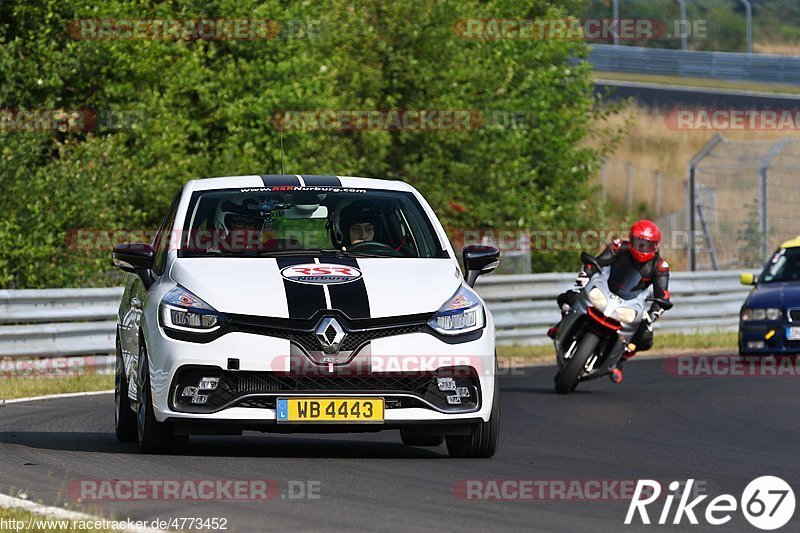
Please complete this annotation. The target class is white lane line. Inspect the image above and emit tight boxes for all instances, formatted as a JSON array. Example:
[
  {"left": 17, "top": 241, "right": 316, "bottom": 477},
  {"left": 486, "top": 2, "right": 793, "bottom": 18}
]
[
  {"left": 0, "top": 389, "right": 112, "bottom": 405},
  {"left": 0, "top": 492, "right": 167, "bottom": 533}
]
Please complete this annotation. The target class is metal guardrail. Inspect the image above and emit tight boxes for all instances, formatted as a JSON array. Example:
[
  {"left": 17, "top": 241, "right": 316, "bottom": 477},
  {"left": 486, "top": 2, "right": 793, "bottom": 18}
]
[
  {"left": 0, "top": 288, "right": 123, "bottom": 359},
  {"left": 476, "top": 270, "right": 749, "bottom": 345},
  {"left": 0, "top": 271, "right": 750, "bottom": 357},
  {"left": 587, "top": 44, "right": 800, "bottom": 85}
]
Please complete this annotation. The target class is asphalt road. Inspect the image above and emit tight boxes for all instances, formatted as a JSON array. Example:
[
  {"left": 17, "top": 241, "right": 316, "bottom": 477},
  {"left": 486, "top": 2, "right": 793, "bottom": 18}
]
[{"left": 1, "top": 357, "right": 798, "bottom": 532}]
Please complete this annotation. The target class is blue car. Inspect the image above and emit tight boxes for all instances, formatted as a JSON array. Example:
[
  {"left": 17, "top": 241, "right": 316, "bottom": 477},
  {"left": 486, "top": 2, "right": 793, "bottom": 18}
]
[{"left": 739, "top": 237, "right": 800, "bottom": 355}]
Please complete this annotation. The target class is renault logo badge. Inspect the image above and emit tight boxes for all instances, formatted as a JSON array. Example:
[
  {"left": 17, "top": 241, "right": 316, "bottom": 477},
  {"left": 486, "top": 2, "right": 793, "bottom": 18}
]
[{"left": 315, "top": 317, "right": 346, "bottom": 354}]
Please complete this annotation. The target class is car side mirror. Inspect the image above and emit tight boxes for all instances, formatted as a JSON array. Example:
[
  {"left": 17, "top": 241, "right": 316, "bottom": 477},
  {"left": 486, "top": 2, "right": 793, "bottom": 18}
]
[
  {"left": 463, "top": 245, "right": 500, "bottom": 287},
  {"left": 113, "top": 243, "right": 155, "bottom": 288},
  {"left": 740, "top": 272, "right": 756, "bottom": 286}
]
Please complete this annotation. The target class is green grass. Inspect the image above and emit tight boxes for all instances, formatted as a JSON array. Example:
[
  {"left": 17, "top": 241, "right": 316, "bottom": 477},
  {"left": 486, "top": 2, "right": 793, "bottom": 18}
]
[
  {"left": 652, "top": 331, "right": 737, "bottom": 351},
  {"left": 0, "top": 374, "right": 112, "bottom": 401},
  {"left": 593, "top": 70, "right": 800, "bottom": 95},
  {"left": 497, "top": 331, "right": 737, "bottom": 366},
  {"left": 0, "top": 506, "right": 118, "bottom": 532}
]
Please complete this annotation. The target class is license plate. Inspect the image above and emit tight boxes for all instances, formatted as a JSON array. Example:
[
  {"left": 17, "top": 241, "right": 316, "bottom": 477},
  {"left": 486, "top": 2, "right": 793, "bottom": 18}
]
[
  {"left": 276, "top": 398, "right": 384, "bottom": 423},
  {"left": 786, "top": 327, "right": 800, "bottom": 340}
]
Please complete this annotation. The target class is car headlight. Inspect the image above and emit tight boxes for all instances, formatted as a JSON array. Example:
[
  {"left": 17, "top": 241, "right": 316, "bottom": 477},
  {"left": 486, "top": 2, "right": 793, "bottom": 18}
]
[
  {"left": 160, "top": 286, "right": 228, "bottom": 333},
  {"left": 588, "top": 287, "right": 608, "bottom": 312},
  {"left": 610, "top": 307, "right": 637, "bottom": 324},
  {"left": 741, "top": 308, "right": 781, "bottom": 321},
  {"left": 427, "top": 285, "right": 485, "bottom": 336}
]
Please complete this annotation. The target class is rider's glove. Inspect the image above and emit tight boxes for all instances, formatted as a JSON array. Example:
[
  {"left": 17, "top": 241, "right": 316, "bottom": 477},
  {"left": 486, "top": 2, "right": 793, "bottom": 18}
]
[
  {"left": 645, "top": 308, "right": 664, "bottom": 324},
  {"left": 574, "top": 270, "right": 590, "bottom": 289}
]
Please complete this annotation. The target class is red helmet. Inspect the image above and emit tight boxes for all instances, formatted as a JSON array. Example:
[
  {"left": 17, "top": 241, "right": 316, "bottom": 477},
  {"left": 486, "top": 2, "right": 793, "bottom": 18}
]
[{"left": 629, "top": 220, "right": 661, "bottom": 262}]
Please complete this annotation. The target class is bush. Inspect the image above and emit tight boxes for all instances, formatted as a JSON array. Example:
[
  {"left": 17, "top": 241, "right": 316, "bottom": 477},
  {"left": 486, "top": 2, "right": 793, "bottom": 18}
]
[{"left": 0, "top": 0, "right": 618, "bottom": 287}]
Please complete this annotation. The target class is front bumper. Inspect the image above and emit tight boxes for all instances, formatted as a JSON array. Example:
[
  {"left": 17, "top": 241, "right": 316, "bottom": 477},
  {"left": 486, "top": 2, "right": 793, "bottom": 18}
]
[
  {"left": 144, "top": 320, "right": 497, "bottom": 427},
  {"left": 739, "top": 321, "right": 800, "bottom": 354}
]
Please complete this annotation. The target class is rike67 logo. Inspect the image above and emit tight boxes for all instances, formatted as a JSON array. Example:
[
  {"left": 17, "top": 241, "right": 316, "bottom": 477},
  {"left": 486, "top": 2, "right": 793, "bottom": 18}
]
[{"left": 626, "top": 477, "right": 795, "bottom": 530}]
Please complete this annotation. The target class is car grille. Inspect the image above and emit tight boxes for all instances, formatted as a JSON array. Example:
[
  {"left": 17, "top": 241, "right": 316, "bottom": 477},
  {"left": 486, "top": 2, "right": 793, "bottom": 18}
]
[
  {"left": 228, "top": 314, "right": 427, "bottom": 353},
  {"left": 788, "top": 309, "right": 800, "bottom": 322},
  {"left": 170, "top": 367, "right": 480, "bottom": 414}
]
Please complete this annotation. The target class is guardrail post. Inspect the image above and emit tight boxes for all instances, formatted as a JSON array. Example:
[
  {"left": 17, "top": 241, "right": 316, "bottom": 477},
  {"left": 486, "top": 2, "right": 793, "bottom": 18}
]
[
  {"left": 654, "top": 170, "right": 661, "bottom": 217},
  {"left": 601, "top": 157, "right": 607, "bottom": 203},
  {"left": 740, "top": 0, "right": 752, "bottom": 53},
  {"left": 689, "top": 165, "right": 696, "bottom": 270},
  {"left": 626, "top": 161, "right": 633, "bottom": 212}
]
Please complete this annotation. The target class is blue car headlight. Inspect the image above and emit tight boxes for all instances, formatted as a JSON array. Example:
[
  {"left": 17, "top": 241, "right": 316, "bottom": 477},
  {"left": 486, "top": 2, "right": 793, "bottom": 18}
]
[
  {"left": 741, "top": 308, "right": 782, "bottom": 321},
  {"left": 160, "top": 286, "right": 228, "bottom": 333},
  {"left": 427, "top": 285, "right": 485, "bottom": 336}
]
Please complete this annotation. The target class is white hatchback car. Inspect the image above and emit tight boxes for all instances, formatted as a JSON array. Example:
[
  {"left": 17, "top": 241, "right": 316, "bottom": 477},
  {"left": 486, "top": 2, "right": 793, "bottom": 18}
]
[{"left": 113, "top": 175, "right": 500, "bottom": 457}]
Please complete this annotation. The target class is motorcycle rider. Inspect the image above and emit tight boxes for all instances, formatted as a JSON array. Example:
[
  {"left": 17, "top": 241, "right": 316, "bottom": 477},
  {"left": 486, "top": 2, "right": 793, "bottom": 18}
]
[{"left": 548, "top": 220, "right": 671, "bottom": 380}]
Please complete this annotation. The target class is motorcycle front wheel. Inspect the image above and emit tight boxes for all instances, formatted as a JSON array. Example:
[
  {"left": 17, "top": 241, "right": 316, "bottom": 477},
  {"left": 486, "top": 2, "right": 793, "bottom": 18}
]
[{"left": 554, "top": 331, "right": 600, "bottom": 394}]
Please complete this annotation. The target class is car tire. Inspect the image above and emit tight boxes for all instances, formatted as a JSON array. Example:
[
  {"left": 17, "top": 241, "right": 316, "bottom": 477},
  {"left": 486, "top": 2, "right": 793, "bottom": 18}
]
[
  {"left": 137, "top": 341, "right": 187, "bottom": 454},
  {"left": 400, "top": 430, "right": 444, "bottom": 447},
  {"left": 115, "top": 334, "right": 137, "bottom": 443},
  {"left": 445, "top": 376, "right": 499, "bottom": 458}
]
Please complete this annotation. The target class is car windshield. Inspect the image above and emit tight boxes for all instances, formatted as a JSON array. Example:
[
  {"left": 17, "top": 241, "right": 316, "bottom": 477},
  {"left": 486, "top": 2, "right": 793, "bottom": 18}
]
[
  {"left": 760, "top": 248, "right": 800, "bottom": 283},
  {"left": 179, "top": 187, "right": 447, "bottom": 259}
]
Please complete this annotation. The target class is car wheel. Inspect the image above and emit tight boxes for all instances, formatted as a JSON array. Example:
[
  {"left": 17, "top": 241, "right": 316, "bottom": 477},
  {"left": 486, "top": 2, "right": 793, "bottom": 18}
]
[
  {"left": 136, "top": 341, "right": 187, "bottom": 454},
  {"left": 115, "top": 334, "right": 137, "bottom": 442},
  {"left": 445, "top": 376, "right": 499, "bottom": 458},
  {"left": 400, "top": 430, "right": 444, "bottom": 447}
]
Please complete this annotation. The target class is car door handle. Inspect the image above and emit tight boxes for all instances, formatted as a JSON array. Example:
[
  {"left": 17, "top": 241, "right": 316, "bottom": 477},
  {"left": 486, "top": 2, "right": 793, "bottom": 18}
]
[{"left": 131, "top": 297, "right": 142, "bottom": 309}]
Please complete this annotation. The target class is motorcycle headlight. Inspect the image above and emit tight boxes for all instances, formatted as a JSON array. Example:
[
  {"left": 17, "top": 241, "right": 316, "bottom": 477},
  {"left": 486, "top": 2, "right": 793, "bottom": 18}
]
[
  {"left": 427, "top": 285, "right": 485, "bottom": 336},
  {"left": 160, "top": 286, "right": 228, "bottom": 333},
  {"left": 611, "top": 307, "right": 637, "bottom": 324},
  {"left": 588, "top": 287, "right": 608, "bottom": 312}
]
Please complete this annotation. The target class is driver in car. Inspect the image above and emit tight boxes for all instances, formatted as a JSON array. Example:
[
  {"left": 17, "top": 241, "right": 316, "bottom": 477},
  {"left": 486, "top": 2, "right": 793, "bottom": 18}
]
[
  {"left": 339, "top": 200, "right": 381, "bottom": 247},
  {"left": 211, "top": 197, "right": 265, "bottom": 252}
]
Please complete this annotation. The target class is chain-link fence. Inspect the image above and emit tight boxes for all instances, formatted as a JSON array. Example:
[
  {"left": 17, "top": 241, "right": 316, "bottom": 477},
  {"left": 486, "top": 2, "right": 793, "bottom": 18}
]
[
  {"left": 599, "top": 158, "right": 678, "bottom": 217},
  {"left": 688, "top": 134, "right": 800, "bottom": 270}
]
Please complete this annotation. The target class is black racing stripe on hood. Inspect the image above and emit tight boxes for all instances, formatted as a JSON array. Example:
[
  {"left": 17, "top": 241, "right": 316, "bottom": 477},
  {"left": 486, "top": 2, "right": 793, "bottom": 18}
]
[
  {"left": 325, "top": 257, "right": 371, "bottom": 319},
  {"left": 276, "top": 257, "right": 327, "bottom": 320},
  {"left": 260, "top": 175, "right": 301, "bottom": 187},
  {"left": 300, "top": 175, "right": 341, "bottom": 186}
]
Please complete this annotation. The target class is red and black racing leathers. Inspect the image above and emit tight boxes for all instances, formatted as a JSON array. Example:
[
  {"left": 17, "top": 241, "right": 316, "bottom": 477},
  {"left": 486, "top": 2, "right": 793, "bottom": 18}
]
[{"left": 558, "top": 239, "right": 671, "bottom": 352}]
